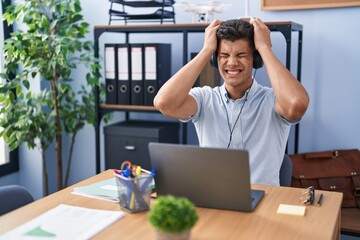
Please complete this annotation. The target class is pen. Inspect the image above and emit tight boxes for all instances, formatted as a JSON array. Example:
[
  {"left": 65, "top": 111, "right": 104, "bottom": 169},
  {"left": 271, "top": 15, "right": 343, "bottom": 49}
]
[
  {"left": 139, "top": 169, "right": 155, "bottom": 193},
  {"left": 129, "top": 166, "right": 142, "bottom": 210},
  {"left": 317, "top": 193, "right": 323, "bottom": 207}
]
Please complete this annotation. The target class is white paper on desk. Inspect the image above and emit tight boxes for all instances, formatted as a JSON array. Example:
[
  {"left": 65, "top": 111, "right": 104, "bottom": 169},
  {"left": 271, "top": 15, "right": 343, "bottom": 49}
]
[
  {"left": 0, "top": 204, "right": 125, "bottom": 240},
  {"left": 71, "top": 177, "right": 125, "bottom": 202}
]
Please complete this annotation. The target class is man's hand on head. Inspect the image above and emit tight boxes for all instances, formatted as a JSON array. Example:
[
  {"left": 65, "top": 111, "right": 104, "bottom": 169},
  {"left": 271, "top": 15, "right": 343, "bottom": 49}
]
[
  {"left": 203, "top": 19, "right": 222, "bottom": 54},
  {"left": 250, "top": 18, "right": 272, "bottom": 53}
]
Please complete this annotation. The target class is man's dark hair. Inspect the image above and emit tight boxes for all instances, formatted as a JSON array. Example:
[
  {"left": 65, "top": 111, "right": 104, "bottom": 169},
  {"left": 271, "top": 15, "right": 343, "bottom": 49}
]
[{"left": 216, "top": 19, "right": 255, "bottom": 51}]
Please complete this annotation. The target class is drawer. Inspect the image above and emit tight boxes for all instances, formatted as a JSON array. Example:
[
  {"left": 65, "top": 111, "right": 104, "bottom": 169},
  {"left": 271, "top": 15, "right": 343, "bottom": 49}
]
[
  {"left": 104, "top": 120, "right": 179, "bottom": 171},
  {"left": 105, "top": 136, "right": 158, "bottom": 170}
]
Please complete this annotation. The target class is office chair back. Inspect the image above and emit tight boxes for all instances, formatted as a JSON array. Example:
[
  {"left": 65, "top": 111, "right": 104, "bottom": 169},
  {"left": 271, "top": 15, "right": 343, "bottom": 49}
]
[
  {"left": 0, "top": 185, "right": 34, "bottom": 216},
  {"left": 280, "top": 154, "right": 293, "bottom": 187}
]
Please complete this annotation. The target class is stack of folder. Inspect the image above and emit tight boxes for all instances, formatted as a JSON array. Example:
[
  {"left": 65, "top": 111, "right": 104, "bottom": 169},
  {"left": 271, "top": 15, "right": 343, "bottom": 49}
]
[{"left": 105, "top": 43, "right": 171, "bottom": 106}]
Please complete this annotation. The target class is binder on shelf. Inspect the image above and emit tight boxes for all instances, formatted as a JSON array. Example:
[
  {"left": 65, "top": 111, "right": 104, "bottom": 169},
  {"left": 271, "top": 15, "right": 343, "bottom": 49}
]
[
  {"left": 117, "top": 44, "right": 131, "bottom": 105},
  {"left": 130, "top": 44, "right": 144, "bottom": 105},
  {"left": 105, "top": 44, "right": 117, "bottom": 104},
  {"left": 143, "top": 43, "right": 171, "bottom": 106}
]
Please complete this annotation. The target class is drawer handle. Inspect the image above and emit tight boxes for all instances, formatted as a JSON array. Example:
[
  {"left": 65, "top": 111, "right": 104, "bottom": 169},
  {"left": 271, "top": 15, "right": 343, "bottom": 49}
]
[{"left": 125, "top": 145, "right": 136, "bottom": 151}]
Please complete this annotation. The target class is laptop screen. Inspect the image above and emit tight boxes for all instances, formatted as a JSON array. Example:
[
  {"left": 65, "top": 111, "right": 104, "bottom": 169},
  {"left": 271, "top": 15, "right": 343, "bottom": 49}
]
[{"left": 148, "top": 142, "right": 264, "bottom": 212}]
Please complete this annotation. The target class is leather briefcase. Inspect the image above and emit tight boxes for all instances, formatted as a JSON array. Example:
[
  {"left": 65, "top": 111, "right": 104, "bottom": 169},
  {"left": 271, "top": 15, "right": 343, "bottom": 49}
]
[{"left": 290, "top": 149, "right": 360, "bottom": 208}]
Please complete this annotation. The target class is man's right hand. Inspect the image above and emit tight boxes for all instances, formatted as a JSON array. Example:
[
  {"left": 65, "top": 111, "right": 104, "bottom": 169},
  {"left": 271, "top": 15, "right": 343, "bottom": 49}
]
[{"left": 203, "top": 19, "right": 222, "bottom": 56}]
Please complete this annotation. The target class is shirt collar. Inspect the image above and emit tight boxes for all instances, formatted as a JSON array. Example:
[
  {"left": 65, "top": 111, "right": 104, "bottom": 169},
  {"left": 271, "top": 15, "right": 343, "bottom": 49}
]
[{"left": 219, "top": 79, "right": 259, "bottom": 102}]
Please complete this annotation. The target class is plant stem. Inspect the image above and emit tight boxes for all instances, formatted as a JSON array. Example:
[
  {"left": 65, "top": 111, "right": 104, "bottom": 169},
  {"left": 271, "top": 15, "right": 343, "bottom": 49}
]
[
  {"left": 50, "top": 75, "right": 63, "bottom": 191},
  {"left": 41, "top": 142, "right": 49, "bottom": 196},
  {"left": 64, "top": 133, "right": 76, "bottom": 187}
]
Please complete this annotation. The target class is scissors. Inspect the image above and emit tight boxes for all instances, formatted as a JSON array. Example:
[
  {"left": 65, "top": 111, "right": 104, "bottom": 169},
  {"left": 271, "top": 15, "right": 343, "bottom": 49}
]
[
  {"left": 120, "top": 161, "right": 141, "bottom": 178},
  {"left": 121, "top": 161, "right": 132, "bottom": 171},
  {"left": 121, "top": 161, "right": 142, "bottom": 210}
]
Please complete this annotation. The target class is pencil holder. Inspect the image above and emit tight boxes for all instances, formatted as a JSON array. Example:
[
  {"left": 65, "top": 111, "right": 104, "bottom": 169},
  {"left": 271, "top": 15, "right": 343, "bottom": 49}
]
[{"left": 115, "top": 174, "right": 153, "bottom": 213}]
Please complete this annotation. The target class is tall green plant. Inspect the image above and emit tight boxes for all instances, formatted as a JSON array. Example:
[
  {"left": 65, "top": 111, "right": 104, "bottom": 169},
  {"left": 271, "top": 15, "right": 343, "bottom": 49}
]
[{"left": 0, "top": 0, "right": 102, "bottom": 195}]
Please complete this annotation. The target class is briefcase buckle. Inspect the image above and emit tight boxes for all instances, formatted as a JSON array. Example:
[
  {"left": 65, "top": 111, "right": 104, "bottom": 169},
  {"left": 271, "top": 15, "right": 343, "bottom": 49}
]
[{"left": 354, "top": 188, "right": 360, "bottom": 197}]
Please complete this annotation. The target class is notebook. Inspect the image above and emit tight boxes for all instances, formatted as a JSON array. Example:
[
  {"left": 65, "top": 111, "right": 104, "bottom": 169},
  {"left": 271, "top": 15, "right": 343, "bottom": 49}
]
[{"left": 148, "top": 142, "right": 265, "bottom": 212}]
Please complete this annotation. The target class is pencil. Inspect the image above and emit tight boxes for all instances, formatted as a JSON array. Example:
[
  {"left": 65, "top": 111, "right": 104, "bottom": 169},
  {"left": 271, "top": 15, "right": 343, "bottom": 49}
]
[{"left": 317, "top": 193, "right": 323, "bottom": 207}]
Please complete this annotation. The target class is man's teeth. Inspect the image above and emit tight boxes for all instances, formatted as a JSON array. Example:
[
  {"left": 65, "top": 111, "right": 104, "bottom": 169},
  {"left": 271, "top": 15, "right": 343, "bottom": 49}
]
[{"left": 227, "top": 70, "right": 239, "bottom": 75}]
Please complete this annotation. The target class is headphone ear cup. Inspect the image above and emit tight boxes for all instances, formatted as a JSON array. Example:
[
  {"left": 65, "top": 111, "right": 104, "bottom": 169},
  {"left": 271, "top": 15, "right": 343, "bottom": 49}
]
[
  {"left": 253, "top": 51, "right": 263, "bottom": 69},
  {"left": 210, "top": 52, "right": 218, "bottom": 68}
]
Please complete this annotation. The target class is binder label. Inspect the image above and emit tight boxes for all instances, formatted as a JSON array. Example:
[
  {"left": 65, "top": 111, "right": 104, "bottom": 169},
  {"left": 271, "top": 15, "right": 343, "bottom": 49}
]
[
  {"left": 145, "top": 46, "right": 157, "bottom": 80},
  {"left": 105, "top": 47, "right": 115, "bottom": 79},
  {"left": 131, "top": 47, "right": 143, "bottom": 80},
  {"left": 118, "top": 47, "right": 129, "bottom": 81}
]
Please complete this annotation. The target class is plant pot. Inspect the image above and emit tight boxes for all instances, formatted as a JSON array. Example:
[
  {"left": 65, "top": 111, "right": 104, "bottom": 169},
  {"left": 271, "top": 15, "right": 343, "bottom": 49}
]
[{"left": 155, "top": 230, "right": 191, "bottom": 240}]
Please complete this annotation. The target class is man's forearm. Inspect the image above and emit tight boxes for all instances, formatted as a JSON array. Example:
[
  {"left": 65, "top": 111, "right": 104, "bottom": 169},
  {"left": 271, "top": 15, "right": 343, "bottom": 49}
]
[
  {"left": 153, "top": 48, "right": 213, "bottom": 118},
  {"left": 261, "top": 47, "right": 309, "bottom": 122}
]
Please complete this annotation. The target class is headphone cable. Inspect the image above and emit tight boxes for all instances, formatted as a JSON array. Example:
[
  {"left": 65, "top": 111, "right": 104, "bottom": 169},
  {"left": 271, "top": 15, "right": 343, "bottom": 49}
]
[{"left": 218, "top": 88, "right": 249, "bottom": 149}]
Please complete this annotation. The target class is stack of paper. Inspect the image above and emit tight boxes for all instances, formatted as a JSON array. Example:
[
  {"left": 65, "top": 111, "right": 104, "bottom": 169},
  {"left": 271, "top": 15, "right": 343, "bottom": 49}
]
[
  {"left": 0, "top": 204, "right": 125, "bottom": 239},
  {"left": 276, "top": 204, "right": 306, "bottom": 216},
  {"left": 72, "top": 178, "right": 125, "bottom": 202}
]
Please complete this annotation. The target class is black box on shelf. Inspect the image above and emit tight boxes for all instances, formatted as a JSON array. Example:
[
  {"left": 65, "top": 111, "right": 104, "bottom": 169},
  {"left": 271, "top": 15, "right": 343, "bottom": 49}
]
[{"left": 104, "top": 120, "right": 179, "bottom": 171}]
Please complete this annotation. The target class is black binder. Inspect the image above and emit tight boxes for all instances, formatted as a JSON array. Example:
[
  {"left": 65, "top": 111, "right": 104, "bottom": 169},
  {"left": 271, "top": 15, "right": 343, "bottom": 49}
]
[
  {"left": 143, "top": 44, "right": 171, "bottom": 106},
  {"left": 130, "top": 44, "right": 144, "bottom": 105},
  {"left": 105, "top": 44, "right": 117, "bottom": 104},
  {"left": 117, "top": 44, "right": 131, "bottom": 104}
]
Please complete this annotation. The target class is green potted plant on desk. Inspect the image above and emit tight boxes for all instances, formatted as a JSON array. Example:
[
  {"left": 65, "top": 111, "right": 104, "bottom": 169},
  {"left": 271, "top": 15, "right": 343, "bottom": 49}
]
[{"left": 148, "top": 195, "right": 199, "bottom": 240}]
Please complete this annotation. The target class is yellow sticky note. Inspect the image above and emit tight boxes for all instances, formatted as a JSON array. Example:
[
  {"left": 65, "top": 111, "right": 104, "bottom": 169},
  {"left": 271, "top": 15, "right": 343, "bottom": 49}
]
[{"left": 277, "top": 204, "right": 306, "bottom": 216}]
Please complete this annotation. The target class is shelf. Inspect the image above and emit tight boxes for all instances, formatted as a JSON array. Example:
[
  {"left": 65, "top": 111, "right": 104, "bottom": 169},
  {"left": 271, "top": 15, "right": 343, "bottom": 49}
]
[
  {"left": 95, "top": 22, "right": 301, "bottom": 31},
  {"left": 110, "top": 0, "right": 175, "bottom": 8},
  {"left": 94, "top": 23, "right": 208, "bottom": 39},
  {"left": 109, "top": 9, "right": 174, "bottom": 21},
  {"left": 108, "top": 0, "right": 176, "bottom": 25},
  {"left": 94, "top": 22, "right": 302, "bottom": 42},
  {"left": 100, "top": 104, "right": 157, "bottom": 112}
]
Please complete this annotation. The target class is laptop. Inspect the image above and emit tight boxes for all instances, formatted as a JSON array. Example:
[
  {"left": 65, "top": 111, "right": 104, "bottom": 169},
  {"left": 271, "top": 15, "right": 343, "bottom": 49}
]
[{"left": 148, "top": 142, "right": 265, "bottom": 212}]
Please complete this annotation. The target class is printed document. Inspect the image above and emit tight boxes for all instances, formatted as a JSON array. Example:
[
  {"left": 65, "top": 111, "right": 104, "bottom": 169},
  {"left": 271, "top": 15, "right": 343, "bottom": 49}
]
[{"left": 0, "top": 204, "right": 125, "bottom": 239}]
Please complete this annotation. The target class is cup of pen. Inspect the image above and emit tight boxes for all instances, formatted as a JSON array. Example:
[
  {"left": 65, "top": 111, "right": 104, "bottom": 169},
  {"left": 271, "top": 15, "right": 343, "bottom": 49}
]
[{"left": 115, "top": 169, "right": 154, "bottom": 213}]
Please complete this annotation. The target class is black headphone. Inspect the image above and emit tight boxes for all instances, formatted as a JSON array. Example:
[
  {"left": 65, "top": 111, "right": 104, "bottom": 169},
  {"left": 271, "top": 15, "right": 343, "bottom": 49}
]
[{"left": 210, "top": 50, "right": 263, "bottom": 69}]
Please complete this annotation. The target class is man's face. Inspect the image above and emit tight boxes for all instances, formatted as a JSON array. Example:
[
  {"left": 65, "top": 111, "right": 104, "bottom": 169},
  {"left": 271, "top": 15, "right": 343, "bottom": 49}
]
[{"left": 217, "top": 38, "right": 254, "bottom": 89}]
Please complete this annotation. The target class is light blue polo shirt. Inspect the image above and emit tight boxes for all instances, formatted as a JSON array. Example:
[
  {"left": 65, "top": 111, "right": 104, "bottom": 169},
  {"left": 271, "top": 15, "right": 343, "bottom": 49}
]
[{"left": 183, "top": 80, "right": 292, "bottom": 185}]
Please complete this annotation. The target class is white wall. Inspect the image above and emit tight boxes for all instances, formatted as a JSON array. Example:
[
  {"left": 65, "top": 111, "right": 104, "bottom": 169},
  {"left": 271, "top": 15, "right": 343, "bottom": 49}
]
[{"left": 1, "top": 1, "right": 360, "bottom": 197}]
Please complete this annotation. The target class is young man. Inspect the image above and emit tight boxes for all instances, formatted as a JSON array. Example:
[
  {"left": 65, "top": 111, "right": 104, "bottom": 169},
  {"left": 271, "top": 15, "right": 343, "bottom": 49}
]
[{"left": 154, "top": 18, "right": 309, "bottom": 185}]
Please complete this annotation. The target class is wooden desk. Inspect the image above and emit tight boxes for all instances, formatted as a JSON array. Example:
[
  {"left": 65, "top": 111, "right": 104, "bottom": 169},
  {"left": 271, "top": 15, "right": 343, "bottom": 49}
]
[{"left": 0, "top": 170, "right": 343, "bottom": 240}]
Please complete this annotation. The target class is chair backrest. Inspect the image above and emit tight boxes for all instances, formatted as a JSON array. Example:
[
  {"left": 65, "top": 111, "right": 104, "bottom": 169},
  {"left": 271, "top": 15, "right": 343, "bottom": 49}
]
[
  {"left": 279, "top": 154, "right": 293, "bottom": 187},
  {"left": 0, "top": 185, "right": 34, "bottom": 216}
]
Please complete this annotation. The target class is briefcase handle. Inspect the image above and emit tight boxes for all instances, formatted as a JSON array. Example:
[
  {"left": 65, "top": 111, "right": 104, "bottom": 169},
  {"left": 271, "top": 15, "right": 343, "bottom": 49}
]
[{"left": 305, "top": 150, "right": 339, "bottom": 159}]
